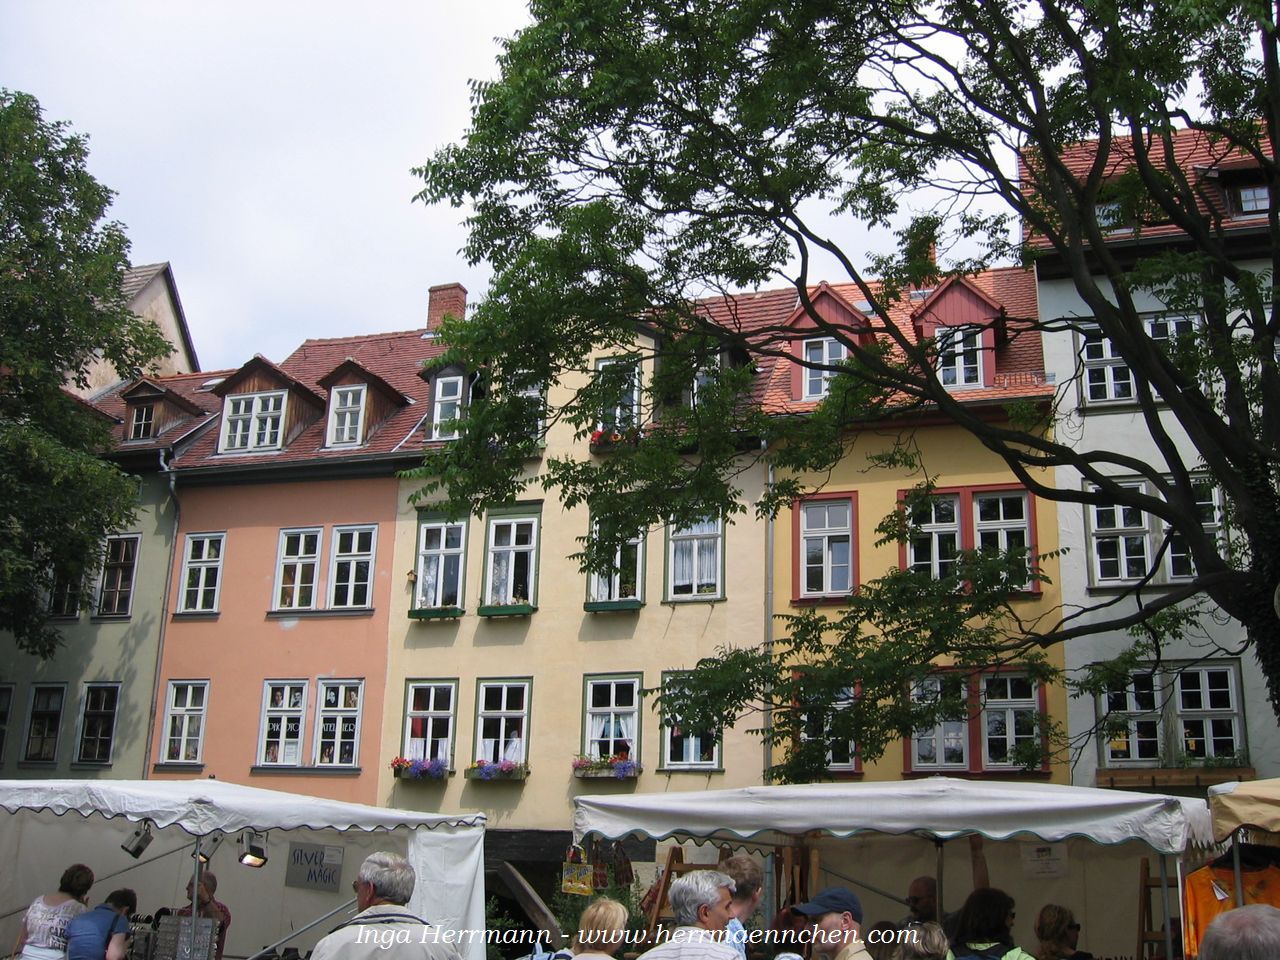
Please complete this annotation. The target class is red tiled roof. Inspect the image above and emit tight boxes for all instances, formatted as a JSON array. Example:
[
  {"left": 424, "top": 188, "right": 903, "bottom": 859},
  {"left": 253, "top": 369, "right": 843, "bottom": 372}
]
[{"left": 94, "top": 369, "right": 231, "bottom": 452}]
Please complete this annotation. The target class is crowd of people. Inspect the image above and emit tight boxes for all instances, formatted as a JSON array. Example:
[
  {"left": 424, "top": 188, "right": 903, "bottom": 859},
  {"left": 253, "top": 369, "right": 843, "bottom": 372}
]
[{"left": 13, "top": 863, "right": 231, "bottom": 960}]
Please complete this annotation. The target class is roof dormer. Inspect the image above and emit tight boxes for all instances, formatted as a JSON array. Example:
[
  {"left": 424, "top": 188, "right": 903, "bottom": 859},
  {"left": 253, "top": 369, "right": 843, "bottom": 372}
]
[
  {"left": 118, "top": 378, "right": 205, "bottom": 442},
  {"left": 785, "top": 282, "right": 875, "bottom": 401},
  {"left": 316, "top": 358, "right": 410, "bottom": 448},
  {"left": 211, "top": 355, "right": 325, "bottom": 454},
  {"left": 911, "top": 277, "right": 1007, "bottom": 389}
]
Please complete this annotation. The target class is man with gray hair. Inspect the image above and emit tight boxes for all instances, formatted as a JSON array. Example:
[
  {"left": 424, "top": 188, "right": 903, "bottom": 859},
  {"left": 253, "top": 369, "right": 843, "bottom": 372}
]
[
  {"left": 638, "top": 870, "right": 739, "bottom": 960},
  {"left": 311, "top": 852, "right": 463, "bottom": 960},
  {"left": 1199, "top": 904, "right": 1280, "bottom": 960}
]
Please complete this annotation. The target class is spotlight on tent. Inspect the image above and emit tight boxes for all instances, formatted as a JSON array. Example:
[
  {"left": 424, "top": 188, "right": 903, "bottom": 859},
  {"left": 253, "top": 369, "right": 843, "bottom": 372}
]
[
  {"left": 237, "top": 830, "right": 268, "bottom": 868},
  {"left": 121, "top": 823, "right": 154, "bottom": 859},
  {"left": 192, "top": 832, "right": 225, "bottom": 863}
]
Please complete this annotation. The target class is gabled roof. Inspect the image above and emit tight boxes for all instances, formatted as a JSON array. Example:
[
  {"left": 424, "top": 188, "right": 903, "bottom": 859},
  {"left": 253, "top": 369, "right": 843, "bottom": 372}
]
[
  {"left": 211, "top": 354, "right": 326, "bottom": 407},
  {"left": 316, "top": 357, "right": 408, "bottom": 405},
  {"left": 119, "top": 377, "right": 206, "bottom": 416},
  {"left": 122, "top": 262, "right": 201, "bottom": 372},
  {"left": 93, "top": 369, "right": 230, "bottom": 452}
]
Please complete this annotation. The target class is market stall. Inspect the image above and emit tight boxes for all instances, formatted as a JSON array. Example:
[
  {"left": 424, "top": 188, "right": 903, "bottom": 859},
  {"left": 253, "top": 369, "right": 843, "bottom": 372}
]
[{"left": 0, "top": 779, "right": 487, "bottom": 960}]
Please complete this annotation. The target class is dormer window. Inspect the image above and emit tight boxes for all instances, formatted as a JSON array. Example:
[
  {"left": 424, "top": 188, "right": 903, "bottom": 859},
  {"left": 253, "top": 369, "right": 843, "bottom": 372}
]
[
  {"left": 595, "top": 358, "right": 641, "bottom": 431},
  {"left": 432, "top": 376, "right": 464, "bottom": 441},
  {"left": 328, "top": 384, "right": 366, "bottom": 447},
  {"left": 1235, "top": 185, "right": 1268, "bottom": 215},
  {"left": 221, "top": 391, "right": 286, "bottom": 452},
  {"left": 802, "top": 337, "right": 847, "bottom": 399},
  {"left": 936, "top": 326, "right": 982, "bottom": 387},
  {"left": 129, "top": 404, "right": 155, "bottom": 440}
]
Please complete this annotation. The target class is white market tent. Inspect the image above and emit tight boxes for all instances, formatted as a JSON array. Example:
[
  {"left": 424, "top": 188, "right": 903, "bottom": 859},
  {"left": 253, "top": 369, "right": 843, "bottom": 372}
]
[
  {"left": 574, "top": 777, "right": 1212, "bottom": 853},
  {"left": 0, "top": 779, "right": 487, "bottom": 960},
  {"left": 1208, "top": 778, "right": 1280, "bottom": 841}
]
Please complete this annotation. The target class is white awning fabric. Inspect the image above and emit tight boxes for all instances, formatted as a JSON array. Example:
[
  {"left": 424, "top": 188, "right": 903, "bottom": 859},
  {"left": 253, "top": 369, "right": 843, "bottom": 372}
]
[{"left": 574, "top": 777, "right": 1211, "bottom": 855}]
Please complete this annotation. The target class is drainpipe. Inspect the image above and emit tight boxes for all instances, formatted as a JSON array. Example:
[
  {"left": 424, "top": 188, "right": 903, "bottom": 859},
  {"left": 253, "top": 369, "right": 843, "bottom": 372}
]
[
  {"left": 762, "top": 449, "right": 776, "bottom": 780},
  {"left": 142, "top": 447, "right": 180, "bottom": 776}
]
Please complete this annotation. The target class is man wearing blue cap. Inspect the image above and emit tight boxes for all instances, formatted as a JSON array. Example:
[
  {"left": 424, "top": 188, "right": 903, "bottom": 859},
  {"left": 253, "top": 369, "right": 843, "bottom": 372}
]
[{"left": 792, "top": 888, "right": 871, "bottom": 960}]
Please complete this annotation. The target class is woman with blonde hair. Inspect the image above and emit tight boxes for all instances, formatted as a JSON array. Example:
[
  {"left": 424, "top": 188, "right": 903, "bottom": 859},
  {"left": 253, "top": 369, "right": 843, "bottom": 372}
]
[
  {"left": 900, "top": 921, "right": 948, "bottom": 960},
  {"left": 1033, "top": 905, "right": 1093, "bottom": 960},
  {"left": 572, "top": 897, "right": 631, "bottom": 958}
]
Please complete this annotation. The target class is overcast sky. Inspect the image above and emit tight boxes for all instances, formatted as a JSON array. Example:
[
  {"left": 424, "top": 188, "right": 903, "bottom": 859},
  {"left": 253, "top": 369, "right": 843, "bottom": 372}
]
[{"left": 3, "top": 1, "right": 531, "bottom": 372}]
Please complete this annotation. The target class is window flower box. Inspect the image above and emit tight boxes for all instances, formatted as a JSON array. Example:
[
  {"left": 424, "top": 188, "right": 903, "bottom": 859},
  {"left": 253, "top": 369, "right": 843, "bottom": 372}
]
[
  {"left": 464, "top": 760, "right": 529, "bottom": 781},
  {"left": 390, "top": 757, "right": 450, "bottom": 781},
  {"left": 583, "top": 598, "right": 643, "bottom": 613},
  {"left": 571, "top": 755, "right": 642, "bottom": 780},
  {"left": 408, "top": 606, "right": 465, "bottom": 620},
  {"left": 477, "top": 602, "right": 537, "bottom": 618},
  {"left": 589, "top": 426, "right": 644, "bottom": 453}
]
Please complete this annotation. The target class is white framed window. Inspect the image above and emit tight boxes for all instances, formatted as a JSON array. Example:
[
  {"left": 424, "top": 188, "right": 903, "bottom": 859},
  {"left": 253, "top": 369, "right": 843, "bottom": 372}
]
[
  {"left": 404, "top": 681, "right": 456, "bottom": 764},
  {"left": 936, "top": 326, "right": 982, "bottom": 387},
  {"left": 589, "top": 524, "right": 643, "bottom": 603},
  {"left": 585, "top": 676, "right": 640, "bottom": 760},
  {"left": 130, "top": 404, "right": 155, "bottom": 440},
  {"left": 802, "top": 337, "right": 847, "bottom": 399},
  {"left": 801, "top": 686, "right": 857, "bottom": 772},
  {"left": 485, "top": 515, "right": 538, "bottom": 605},
  {"left": 432, "top": 375, "right": 464, "bottom": 441},
  {"left": 516, "top": 382, "right": 547, "bottom": 440},
  {"left": 76, "top": 682, "right": 120, "bottom": 763},
  {"left": 330, "top": 525, "right": 376, "bottom": 609},
  {"left": 668, "top": 516, "right": 722, "bottom": 600},
  {"left": 328, "top": 384, "right": 367, "bottom": 446},
  {"left": 595, "top": 358, "right": 641, "bottom": 431},
  {"left": 258, "top": 681, "right": 307, "bottom": 766},
  {"left": 178, "top": 534, "right": 225, "bottom": 613},
  {"left": 982, "top": 675, "right": 1039, "bottom": 767},
  {"left": 1082, "top": 325, "right": 1134, "bottom": 403},
  {"left": 97, "top": 535, "right": 140, "bottom": 617},
  {"left": 1099, "top": 663, "right": 1245, "bottom": 766},
  {"left": 416, "top": 519, "right": 466, "bottom": 609},
  {"left": 911, "top": 676, "right": 968, "bottom": 770},
  {"left": 48, "top": 573, "right": 81, "bottom": 619},
  {"left": 220, "top": 390, "right": 286, "bottom": 452},
  {"left": 1236, "top": 185, "right": 1268, "bottom": 214},
  {"left": 274, "top": 528, "right": 321, "bottom": 610},
  {"left": 1090, "top": 486, "right": 1149, "bottom": 583},
  {"left": 315, "top": 680, "right": 362, "bottom": 766},
  {"left": 1167, "top": 481, "right": 1221, "bottom": 579},
  {"left": 909, "top": 496, "right": 960, "bottom": 580},
  {"left": 690, "top": 357, "right": 718, "bottom": 409},
  {"left": 24, "top": 685, "right": 64, "bottom": 762},
  {"left": 162, "top": 681, "right": 207, "bottom": 763},
  {"left": 800, "top": 499, "right": 853, "bottom": 596},
  {"left": 476, "top": 680, "right": 529, "bottom": 763},
  {"left": 975, "top": 491, "right": 1030, "bottom": 585},
  {"left": 0, "top": 685, "right": 12, "bottom": 763}
]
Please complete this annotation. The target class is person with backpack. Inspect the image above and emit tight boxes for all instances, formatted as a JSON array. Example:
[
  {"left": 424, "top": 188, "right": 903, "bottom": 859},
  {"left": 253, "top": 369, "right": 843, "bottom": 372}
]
[
  {"left": 947, "top": 889, "right": 1033, "bottom": 960},
  {"left": 65, "top": 889, "right": 135, "bottom": 960}
]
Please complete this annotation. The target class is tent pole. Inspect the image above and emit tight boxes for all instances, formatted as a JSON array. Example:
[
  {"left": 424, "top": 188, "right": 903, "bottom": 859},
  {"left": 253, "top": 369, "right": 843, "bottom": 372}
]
[
  {"left": 1158, "top": 855, "right": 1174, "bottom": 960},
  {"left": 244, "top": 898, "right": 358, "bottom": 960},
  {"left": 935, "top": 840, "right": 945, "bottom": 921},
  {"left": 190, "top": 837, "right": 203, "bottom": 960},
  {"left": 1232, "top": 827, "right": 1244, "bottom": 905}
]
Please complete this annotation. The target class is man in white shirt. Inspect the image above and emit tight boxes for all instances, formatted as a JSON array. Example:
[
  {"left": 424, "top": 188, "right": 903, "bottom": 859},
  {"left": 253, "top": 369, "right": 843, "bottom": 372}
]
[{"left": 639, "top": 871, "right": 739, "bottom": 960}]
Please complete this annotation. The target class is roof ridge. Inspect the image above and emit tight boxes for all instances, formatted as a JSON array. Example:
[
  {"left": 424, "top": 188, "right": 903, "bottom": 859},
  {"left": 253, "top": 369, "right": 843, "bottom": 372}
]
[{"left": 296, "top": 328, "right": 428, "bottom": 348}]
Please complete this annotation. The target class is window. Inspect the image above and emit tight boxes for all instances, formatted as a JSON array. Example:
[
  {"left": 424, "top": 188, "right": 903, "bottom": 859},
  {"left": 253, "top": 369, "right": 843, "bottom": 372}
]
[
  {"left": 588, "top": 525, "right": 643, "bottom": 603},
  {"left": 97, "top": 535, "right": 140, "bottom": 616},
  {"left": 799, "top": 499, "right": 853, "bottom": 597},
  {"left": 330, "top": 525, "right": 376, "bottom": 609},
  {"left": 416, "top": 518, "right": 467, "bottom": 609},
  {"left": 936, "top": 326, "right": 982, "bottom": 387},
  {"left": 1090, "top": 486, "right": 1149, "bottom": 583},
  {"left": 975, "top": 491, "right": 1031, "bottom": 585},
  {"left": 1100, "top": 663, "right": 1244, "bottom": 766},
  {"left": 909, "top": 672, "right": 1044, "bottom": 773},
  {"left": 1168, "top": 481, "right": 1221, "bottom": 579},
  {"left": 178, "top": 534, "right": 225, "bottom": 613},
  {"left": 163, "top": 681, "right": 208, "bottom": 763},
  {"left": 911, "top": 676, "right": 969, "bottom": 770},
  {"left": 1095, "top": 201, "right": 1129, "bottom": 233},
  {"left": 48, "top": 574, "right": 81, "bottom": 619},
  {"left": 404, "top": 681, "right": 456, "bottom": 764},
  {"left": 0, "top": 685, "right": 11, "bottom": 762},
  {"left": 668, "top": 516, "right": 722, "bottom": 600},
  {"left": 1087, "top": 479, "right": 1221, "bottom": 587},
  {"left": 76, "top": 683, "right": 120, "bottom": 763},
  {"left": 690, "top": 357, "right": 718, "bottom": 409},
  {"left": 800, "top": 686, "right": 857, "bottom": 772},
  {"left": 220, "top": 390, "right": 286, "bottom": 452},
  {"left": 316, "top": 680, "right": 362, "bottom": 766},
  {"left": 516, "top": 383, "right": 547, "bottom": 440},
  {"left": 982, "top": 675, "right": 1039, "bottom": 767},
  {"left": 432, "top": 375, "right": 464, "bottom": 441},
  {"left": 1081, "top": 316, "right": 1196, "bottom": 404},
  {"left": 258, "top": 681, "right": 307, "bottom": 766},
  {"left": 803, "top": 337, "right": 847, "bottom": 399},
  {"left": 584, "top": 677, "right": 639, "bottom": 761},
  {"left": 1236, "top": 185, "right": 1268, "bottom": 215},
  {"left": 485, "top": 513, "right": 538, "bottom": 605},
  {"left": 24, "top": 685, "right": 64, "bottom": 762},
  {"left": 595, "top": 358, "right": 641, "bottom": 431},
  {"left": 328, "top": 384, "right": 366, "bottom": 446},
  {"left": 476, "top": 680, "right": 529, "bottom": 763},
  {"left": 909, "top": 496, "right": 960, "bottom": 580},
  {"left": 130, "top": 404, "right": 155, "bottom": 440},
  {"left": 275, "top": 528, "right": 321, "bottom": 610}
]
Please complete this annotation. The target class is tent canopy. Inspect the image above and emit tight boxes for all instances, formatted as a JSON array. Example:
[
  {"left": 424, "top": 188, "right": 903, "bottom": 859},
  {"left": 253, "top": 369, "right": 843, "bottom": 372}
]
[
  {"left": 0, "top": 777, "right": 485, "bottom": 835},
  {"left": 574, "top": 777, "right": 1211, "bottom": 855},
  {"left": 1208, "top": 778, "right": 1280, "bottom": 842}
]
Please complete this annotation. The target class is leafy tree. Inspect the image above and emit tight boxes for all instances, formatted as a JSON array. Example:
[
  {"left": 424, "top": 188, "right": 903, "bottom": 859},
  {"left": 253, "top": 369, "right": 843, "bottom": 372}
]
[
  {"left": 411, "top": 0, "right": 1280, "bottom": 779},
  {"left": 0, "top": 90, "right": 171, "bottom": 657}
]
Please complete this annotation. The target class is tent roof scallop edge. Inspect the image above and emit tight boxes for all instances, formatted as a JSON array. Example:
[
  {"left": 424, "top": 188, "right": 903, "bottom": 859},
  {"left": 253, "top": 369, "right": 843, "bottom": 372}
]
[{"left": 573, "top": 777, "right": 1210, "bottom": 855}]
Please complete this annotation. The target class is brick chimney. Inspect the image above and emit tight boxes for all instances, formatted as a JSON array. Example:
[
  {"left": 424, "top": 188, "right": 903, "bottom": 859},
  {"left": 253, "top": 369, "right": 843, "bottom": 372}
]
[{"left": 426, "top": 283, "right": 467, "bottom": 334}]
